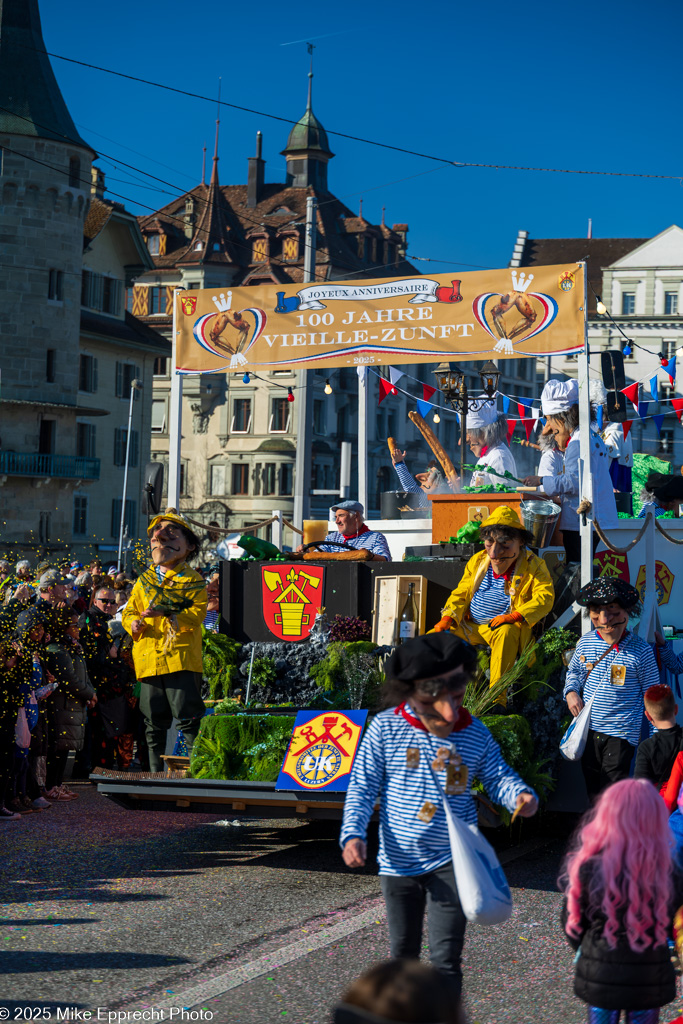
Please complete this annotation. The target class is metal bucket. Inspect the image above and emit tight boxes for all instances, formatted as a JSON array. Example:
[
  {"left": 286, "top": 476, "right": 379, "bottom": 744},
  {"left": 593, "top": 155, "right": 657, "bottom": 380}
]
[{"left": 520, "top": 499, "right": 561, "bottom": 548}]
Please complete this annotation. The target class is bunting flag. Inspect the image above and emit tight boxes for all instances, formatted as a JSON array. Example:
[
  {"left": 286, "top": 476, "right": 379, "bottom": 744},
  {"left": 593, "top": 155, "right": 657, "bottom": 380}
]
[
  {"left": 523, "top": 418, "right": 534, "bottom": 441},
  {"left": 653, "top": 414, "right": 665, "bottom": 436},
  {"left": 422, "top": 384, "right": 436, "bottom": 402},
  {"left": 650, "top": 375, "right": 659, "bottom": 402},
  {"left": 662, "top": 356, "right": 676, "bottom": 385},
  {"left": 517, "top": 403, "right": 527, "bottom": 420},
  {"left": 532, "top": 408, "right": 540, "bottom": 420},
  {"left": 378, "top": 377, "right": 396, "bottom": 404},
  {"left": 502, "top": 396, "right": 510, "bottom": 414},
  {"left": 621, "top": 382, "right": 639, "bottom": 409},
  {"left": 357, "top": 366, "right": 366, "bottom": 384},
  {"left": 638, "top": 401, "right": 649, "bottom": 420},
  {"left": 506, "top": 420, "right": 518, "bottom": 444},
  {"left": 389, "top": 367, "right": 404, "bottom": 387},
  {"left": 673, "top": 398, "right": 683, "bottom": 424},
  {"left": 416, "top": 399, "right": 432, "bottom": 418},
  {"left": 596, "top": 405, "right": 604, "bottom": 429},
  {"left": 622, "top": 420, "right": 633, "bottom": 440}
]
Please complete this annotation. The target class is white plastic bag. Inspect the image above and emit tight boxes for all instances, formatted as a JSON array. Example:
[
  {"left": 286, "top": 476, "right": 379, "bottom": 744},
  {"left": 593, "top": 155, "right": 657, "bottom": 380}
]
[
  {"left": 559, "top": 692, "right": 596, "bottom": 761},
  {"left": 442, "top": 798, "right": 512, "bottom": 925},
  {"left": 15, "top": 708, "right": 31, "bottom": 749}
]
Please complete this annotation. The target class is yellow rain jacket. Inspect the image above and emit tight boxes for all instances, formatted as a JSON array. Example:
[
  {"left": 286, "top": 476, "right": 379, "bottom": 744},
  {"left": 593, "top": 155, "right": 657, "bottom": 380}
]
[
  {"left": 443, "top": 547, "right": 554, "bottom": 637},
  {"left": 122, "top": 562, "right": 207, "bottom": 680}
]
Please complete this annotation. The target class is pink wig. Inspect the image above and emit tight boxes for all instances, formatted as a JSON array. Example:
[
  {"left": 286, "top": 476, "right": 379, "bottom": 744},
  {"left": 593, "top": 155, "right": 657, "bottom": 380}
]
[{"left": 561, "top": 779, "right": 673, "bottom": 953}]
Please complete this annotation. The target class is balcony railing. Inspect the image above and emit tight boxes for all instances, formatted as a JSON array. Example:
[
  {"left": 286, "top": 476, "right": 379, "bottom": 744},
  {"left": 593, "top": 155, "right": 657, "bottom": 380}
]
[{"left": 0, "top": 452, "right": 100, "bottom": 480}]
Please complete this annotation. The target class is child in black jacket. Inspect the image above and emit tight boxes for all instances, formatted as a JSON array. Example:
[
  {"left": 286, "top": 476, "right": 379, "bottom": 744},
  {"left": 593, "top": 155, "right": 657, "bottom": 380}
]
[{"left": 560, "top": 778, "right": 683, "bottom": 1023}]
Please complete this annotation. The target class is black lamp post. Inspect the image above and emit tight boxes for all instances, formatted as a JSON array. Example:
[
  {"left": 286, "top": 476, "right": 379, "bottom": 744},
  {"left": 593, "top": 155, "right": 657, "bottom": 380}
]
[{"left": 432, "top": 361, "right": 502, "bottom": 482}]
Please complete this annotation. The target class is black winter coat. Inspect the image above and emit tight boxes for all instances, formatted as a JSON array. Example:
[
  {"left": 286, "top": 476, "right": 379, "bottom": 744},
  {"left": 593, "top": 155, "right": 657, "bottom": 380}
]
[
  {"left": 44, "top": 643, "right": 95, "bottom": 752},
  {"left": 562, "top": 862, "right": 683, "bottom": 1011}
]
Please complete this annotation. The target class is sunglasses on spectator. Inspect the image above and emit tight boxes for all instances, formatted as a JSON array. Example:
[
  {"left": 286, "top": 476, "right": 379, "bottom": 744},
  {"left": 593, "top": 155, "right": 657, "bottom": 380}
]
[{"left": 96, "top": 598, "right": 117, "bottom": 606}]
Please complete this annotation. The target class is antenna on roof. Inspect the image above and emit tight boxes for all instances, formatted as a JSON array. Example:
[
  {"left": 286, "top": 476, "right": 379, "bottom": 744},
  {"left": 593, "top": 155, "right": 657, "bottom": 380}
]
[
  {"left": 306, "top": 42, "right": 315, "bottom": 110},
  {"left": 201, "top": 144, "right": 207, "bottom": 185},
  {"left": 381, "top": 205, "right": 386, "bottom": 227},
  {"left": 210, "top": 78, "right": 221, "bottom": 186}
]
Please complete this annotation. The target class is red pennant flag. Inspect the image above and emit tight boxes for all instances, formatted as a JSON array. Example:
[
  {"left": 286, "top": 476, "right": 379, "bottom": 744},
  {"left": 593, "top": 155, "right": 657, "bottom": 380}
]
[
  {"left": 517, "top": 403, "right": 528, "bottom": 420},
  {"left": 422, "top": 384, "right": 436, "bottom": 402},
  {"left": 523, "top": 418, "right": 534, "bottom": 441},
  {"left": 621, "top": 382, "right": 639, "bottom": 409},
  {"left": 672, "top": 398, "right": 683, "bottom": 424},
  {"left": 507, "top": 420, "right": 518, "bottom": 444},
  {"left": 378, "top": 377, "right": 396, "bottom": 405},
  {"left": 622, "top": 420, "right": 633, "bottom": 440}
]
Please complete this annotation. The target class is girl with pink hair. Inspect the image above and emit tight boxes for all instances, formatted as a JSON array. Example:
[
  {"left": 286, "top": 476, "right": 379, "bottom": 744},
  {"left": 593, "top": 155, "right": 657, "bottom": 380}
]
[{"left": 560, "top": 778, "right": 683, "bottom": 1023}]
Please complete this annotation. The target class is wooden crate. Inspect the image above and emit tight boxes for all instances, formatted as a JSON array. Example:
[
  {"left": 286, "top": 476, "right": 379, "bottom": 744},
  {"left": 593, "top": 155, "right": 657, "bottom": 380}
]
[
  {"left": 427, "top": 493, "right": 523, "bottom": 543},
  {"left": 372, "top": 574, "right": 428, "bottom": 646}
]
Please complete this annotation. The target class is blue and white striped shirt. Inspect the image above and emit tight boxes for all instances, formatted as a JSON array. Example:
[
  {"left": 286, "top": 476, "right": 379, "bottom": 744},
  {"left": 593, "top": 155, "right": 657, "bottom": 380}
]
[
  {"left": 393, "top": 462, "right": 428, "bottom": 509},
  {"left": 659, "top": 641, "right": 683, "bottom": 675},
  {"left": 637, "top": 500, "right": 667, "bottom": 519},
  {"left": 469, "top": 566, "right": 511, "bottom": 624},
  {"left": 320, "top": 529, "right": 391, "bottom": 560},
  {"left": 564, "top": 630, "right": 659, "bottom": 746},
  {"left": 340, "top": 706, "right": 532, "bottom": 876}
]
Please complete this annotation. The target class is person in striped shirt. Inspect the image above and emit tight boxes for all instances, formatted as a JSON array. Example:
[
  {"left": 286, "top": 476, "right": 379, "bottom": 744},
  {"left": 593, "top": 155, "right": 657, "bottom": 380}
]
[
  {"left": 340, "top": 633, "right": 537, "bottom": 994},
  {"left": 637, "top": 471, "right": 683, "bottom": 520},
  {"left": 316, "top": 501, "right": 391, "bottom": 561},
  {"left": 564, "top": 578, "right": 659, "bottom": 800},
  {"left": 389, "top": 449, "right": 448, "bottom": 511}
]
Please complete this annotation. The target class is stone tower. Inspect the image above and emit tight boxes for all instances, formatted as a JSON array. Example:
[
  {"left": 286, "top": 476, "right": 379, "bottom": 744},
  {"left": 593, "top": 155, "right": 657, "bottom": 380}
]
[{"left": 0, "top": 0, "right": 96, "bottom": 548}]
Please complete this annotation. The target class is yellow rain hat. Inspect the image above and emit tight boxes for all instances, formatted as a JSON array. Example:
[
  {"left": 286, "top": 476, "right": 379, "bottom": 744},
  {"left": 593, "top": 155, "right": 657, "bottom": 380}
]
[
  {"left": 479, "top": 505, "right": 525, "bottom": 531},
  {"left": 147, "top": 506, "right": 198, "bottom": 538}
]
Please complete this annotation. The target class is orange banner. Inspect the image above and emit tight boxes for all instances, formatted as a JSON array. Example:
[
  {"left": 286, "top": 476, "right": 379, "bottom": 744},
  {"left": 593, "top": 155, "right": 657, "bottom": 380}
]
[{"left": 176, "top": 263, "right": 584, "bottom": 374}]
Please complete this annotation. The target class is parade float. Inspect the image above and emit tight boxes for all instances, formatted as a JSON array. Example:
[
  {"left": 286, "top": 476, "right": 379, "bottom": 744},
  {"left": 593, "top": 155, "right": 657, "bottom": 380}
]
[{"left": 93, "top": 263, "right": 683, "bottom": 820}]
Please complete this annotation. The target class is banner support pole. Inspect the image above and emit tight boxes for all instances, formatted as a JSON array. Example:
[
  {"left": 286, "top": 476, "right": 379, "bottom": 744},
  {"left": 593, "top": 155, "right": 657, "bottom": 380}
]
[
  {"left": 577, "top": 262, "right": 593, "bottom": 634},
  {"left": 293, "top": 197, "right": 317, "bottom": 532},
  {"left": 168, "top": 289, "right": 184, "bottom": 509},
  {"left": 358, "top": 369, "right": 368, "bottom": 516}
]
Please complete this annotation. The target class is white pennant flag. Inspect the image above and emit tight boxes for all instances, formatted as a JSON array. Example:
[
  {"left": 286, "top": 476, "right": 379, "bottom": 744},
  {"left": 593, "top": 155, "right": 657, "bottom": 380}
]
[{"left": 388, "top": 367, "right": 404, "bottom": 387}]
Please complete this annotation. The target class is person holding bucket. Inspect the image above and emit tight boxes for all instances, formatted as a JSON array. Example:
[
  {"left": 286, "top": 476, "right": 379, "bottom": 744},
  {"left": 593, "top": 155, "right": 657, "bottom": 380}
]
[
  {"left": 428, "top": 507, "right": 555, "bottom": 694},
  {"left": 340, "top": 633, "right": 537, "bottom": 996}
]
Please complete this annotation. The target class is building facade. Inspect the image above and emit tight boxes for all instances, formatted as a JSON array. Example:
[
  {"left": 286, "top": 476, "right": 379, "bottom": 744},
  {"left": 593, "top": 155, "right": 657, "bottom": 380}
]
[{"left": 0, "top": 0, "right": 169, "bottom": 562}]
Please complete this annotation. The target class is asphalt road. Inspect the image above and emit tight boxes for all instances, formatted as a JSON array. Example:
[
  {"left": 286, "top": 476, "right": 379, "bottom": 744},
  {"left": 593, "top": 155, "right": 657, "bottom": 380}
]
[{"left": 1, "top": 784, "right": 682, "bottom": 1024}]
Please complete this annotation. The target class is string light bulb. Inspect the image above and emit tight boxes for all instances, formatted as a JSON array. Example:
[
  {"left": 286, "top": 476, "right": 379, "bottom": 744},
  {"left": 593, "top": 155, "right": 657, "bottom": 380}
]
[
  {"left": 287, "top": 387, "right": 294, "bottom": 403},
  {"left": 324, "top": 379, "right": 333, "bottom": 395},
  {"left": 623, "top": 344, "right": 632, "bottom": 356},
  {"left": 596, "top": 298, "right": 607, "bottom": 315},
  {"left": 242, "top": 372, "right": 250, "bottom": 384},
  {"left": 432, "top": 411, "right": 440, "bottom": 424}
]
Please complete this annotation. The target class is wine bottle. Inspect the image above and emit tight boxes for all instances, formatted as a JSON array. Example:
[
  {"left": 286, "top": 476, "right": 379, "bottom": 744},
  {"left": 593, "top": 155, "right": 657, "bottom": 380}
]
[{"left": 396, "top": 583, "right": 418, "bottom": 644}]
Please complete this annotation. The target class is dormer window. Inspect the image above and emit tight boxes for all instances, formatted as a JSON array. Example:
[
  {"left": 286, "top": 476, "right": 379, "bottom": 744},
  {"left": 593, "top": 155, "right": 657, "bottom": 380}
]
[
  {"left": 194, "top": 241, "right": 203, "bottom": 251},
  {"left": 147, "top": 235, "right": 160, "bottom": 255},
  {"left": 358, "top": 235, "right": 365, "bottom": 260},
  {"left": 282, "top": 235, "right": 299, "bottom": 262},
  {"left": 252, "top": 237, "right": 268, "bottom": 263}
]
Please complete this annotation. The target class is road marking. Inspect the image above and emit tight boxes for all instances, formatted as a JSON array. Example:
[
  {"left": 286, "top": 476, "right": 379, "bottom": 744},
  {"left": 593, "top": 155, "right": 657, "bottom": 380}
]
[{"left": 121, "top": 899, "right": 387, "bottom": 1012}]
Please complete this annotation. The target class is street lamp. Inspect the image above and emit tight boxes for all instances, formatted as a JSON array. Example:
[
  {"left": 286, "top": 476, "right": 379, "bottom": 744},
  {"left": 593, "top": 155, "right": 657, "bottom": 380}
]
[
  {"left": 432, "top": 361, "right": 502, "bottom": 480},
  {"left": 117, "top": 377, "right": 143, "bottom": 571}
]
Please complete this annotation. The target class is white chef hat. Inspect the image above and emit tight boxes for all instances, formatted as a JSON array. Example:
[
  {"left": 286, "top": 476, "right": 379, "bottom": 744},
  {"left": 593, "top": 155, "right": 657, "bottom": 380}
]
[
  {"left": 589, "top": 379, "right": 607, "bottom": 407},
  {"left": 467, "top": 400, "right": 499, "bottom": 430},
  {"left": 541, "top": 379, "right": 579, "bottom": 416}
]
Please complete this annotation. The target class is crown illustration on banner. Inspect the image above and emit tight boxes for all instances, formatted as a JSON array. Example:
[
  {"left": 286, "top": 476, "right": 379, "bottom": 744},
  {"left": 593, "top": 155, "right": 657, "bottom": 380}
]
[
  {"left": 212, "top": 291, "right": 233, "bottom": 312},
  {"left": 511, "top": 271, "right": 534, "bottom": 293}
]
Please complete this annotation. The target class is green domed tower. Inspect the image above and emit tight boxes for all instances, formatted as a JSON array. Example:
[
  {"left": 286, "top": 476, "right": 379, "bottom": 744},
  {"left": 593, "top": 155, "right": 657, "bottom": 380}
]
[{"left": 281, "top": 68, "right": 334, "bottom": 192}]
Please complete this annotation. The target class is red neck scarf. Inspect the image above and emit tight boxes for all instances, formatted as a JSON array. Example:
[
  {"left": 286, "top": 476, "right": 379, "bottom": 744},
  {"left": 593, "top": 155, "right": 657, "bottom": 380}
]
[
  {"left": 479, "top": 445, "right": 489, "bottom": 457},
  {"left": 394, "top": 701, "right": 472, "bottom": 733},
  {"left": 596, "top": 628, "right": 628, "bottom": 652},
  {"left": 340, "top": 523, "right": 370, "bottom": 540}
]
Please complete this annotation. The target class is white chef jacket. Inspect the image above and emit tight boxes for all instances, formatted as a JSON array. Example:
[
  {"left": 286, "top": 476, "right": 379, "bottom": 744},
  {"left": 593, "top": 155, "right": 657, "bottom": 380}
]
[
  {"left": 537, "top": 447, "right": 564, "bottom": 478},
  {"left": 602, "top": 421, "right": 633, "bottom": 469},
  {"left": 541, "top": 428, "right": 618, "bottom": 531},
  {"left": 470, "top": 443, "right": 517, "bottom": 489}
]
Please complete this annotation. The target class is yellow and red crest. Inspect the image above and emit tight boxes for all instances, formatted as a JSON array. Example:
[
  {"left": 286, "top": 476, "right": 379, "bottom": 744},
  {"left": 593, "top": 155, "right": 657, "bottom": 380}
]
[
  {"left": 558, "top": 270, "right": 575, "bottom": 292},
  {"left": 277, "top": 710, "right": 367, "bottom": 791},
  {"left": 593, "top": 550, "right": 630, "bottom": 582},
  {"left": 261, "top": 564, "right": 324, "bottom": 642},
  {"left": 636, "top": 561, "right": 674, "bottom": 606},
  {"left": 180, "top": 295, "right": 197, "bottom": 316}
]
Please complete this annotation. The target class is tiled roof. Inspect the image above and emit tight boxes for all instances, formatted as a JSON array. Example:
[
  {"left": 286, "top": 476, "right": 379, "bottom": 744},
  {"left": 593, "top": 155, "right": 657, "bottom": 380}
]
[
  {"left": 515, "top": 237, "right": 647, "bottom": 314},
  {"left": 80, "top": 311, "right": 170, "bottom": 351},
  {"left": 137, "top": 181, "right": 415, "bottom": 281},
  {"left": 83, "top": 197, "right": 113, "bottom": 248}
]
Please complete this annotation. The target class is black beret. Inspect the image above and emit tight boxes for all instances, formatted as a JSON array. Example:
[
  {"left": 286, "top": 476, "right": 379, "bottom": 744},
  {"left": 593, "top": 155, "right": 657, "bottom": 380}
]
[
  {"left": 385, "top": 632, "right": 475, "bottom": 682},
  {"left": 653, "top": 475, "right": 683, "bottom": 503},
  {"left": 645, "top": 471, "right": 670, "bottom": 492},
  {"left": 577, "top": 578, "right": 640, "bottom": 610}
]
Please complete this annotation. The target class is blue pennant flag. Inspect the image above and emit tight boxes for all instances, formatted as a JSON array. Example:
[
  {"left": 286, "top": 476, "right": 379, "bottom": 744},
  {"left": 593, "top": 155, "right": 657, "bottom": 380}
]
[
  {"left": 517, "top": 396, "right": 533, "bottom": 409},
  {"left": 637, "top": 401, "right": 649, "bottom": 420},
  {"left": 653, "top": 414, "right": 665, "bottom": 436},
  {"left": 456, "top": 412, "right": 461, "bottom": 426},
  {"left": 416, "top": 399, "right": 432, "bottom": 418},
  {"left": 539, "top": 416, "right": 546, "bottom": 427},
  {"left": 596, "top": 406, "right": 604, "bottom": 429},
  {"left": 502, "top": 396, "right": 510, "bottom": 414},
  {"left": 650, "top": 375, "right": 659, "bottom": 402},
  {"left": 663, "top": 356, "right": 677, "bottom": 381}
]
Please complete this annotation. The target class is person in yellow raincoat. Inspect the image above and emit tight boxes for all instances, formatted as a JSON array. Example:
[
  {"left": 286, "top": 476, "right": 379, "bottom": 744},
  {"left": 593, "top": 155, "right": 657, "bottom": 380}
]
[
  {"left": 429, "top": 507, "right": 554, "bottom": 697},
  {"left": 122, "top": 508, "right": 207, "bottom": 772}
]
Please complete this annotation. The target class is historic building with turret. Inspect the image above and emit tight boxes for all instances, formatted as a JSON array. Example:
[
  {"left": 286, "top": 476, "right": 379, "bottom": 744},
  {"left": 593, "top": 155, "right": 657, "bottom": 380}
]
[{"left": 0, "top": 0, "right": 169, "bottom": 562}]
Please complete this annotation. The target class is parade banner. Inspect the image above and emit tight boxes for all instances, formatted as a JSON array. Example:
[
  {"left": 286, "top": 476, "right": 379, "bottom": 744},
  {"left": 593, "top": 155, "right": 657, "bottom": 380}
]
[
  {"left": 175, "top": 264, "right": 585, "bottom": 374},
  {"left": 261, "top": 563, "right": 324, "bottom": 642},
  {"left": 276, "top": 710, "right": 368, "bottom": 792}
]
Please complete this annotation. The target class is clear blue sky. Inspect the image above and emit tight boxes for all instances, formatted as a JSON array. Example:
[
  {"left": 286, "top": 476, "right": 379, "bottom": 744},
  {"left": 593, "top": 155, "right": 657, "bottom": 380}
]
[{"left": 41, "top": 0, "right": 682, "bottom": 271}]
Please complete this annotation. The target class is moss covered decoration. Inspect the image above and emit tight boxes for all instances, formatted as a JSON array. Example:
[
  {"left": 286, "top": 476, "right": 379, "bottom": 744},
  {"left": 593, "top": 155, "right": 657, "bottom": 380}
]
[
  {"left": 190, "top": 713, "right": 296, "bottom": 781},
  {"left": 308, "top": 640, "right": 379, "bottom": 692},
  {"left": 202, "top": 629, "right": 242, "bottom": 701}
]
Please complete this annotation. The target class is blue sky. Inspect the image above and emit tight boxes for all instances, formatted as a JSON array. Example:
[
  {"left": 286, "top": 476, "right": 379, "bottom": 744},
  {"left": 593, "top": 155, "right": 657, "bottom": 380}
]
[{"left": 41, "top": 0, "right": 682, "bottom": 271}]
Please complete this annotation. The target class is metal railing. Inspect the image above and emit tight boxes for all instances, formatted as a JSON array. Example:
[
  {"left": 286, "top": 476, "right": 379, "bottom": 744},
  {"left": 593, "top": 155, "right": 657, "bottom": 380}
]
[{"left": 0, "top": 452, "right": 100, "bottom": 480}]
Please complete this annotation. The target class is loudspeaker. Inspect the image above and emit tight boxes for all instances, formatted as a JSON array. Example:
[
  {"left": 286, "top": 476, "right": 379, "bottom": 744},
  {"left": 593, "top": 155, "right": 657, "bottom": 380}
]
[
  {"left": 606, "top": 391, "right": 627, "bottom": 423},
  {"left": 142, "top": 462, "right": 164, "bottom": 515},
  {"left": 601, "top": 350, "right": 625, "bottom": 391}
]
